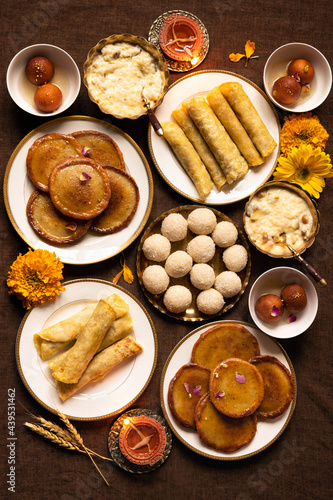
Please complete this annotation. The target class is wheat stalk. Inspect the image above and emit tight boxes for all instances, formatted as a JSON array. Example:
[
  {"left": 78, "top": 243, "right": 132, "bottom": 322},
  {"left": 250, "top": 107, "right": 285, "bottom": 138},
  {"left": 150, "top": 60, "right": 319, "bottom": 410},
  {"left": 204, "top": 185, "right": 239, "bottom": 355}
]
[
  {"left": 55, "top": 410, "right": 110, "bottom": 486},
  {"left": 30, "top": 413, "right": 111, "bottom": 461},
  {"left": 24, "top": 413, "right": 112, "bottom": 486},
  {"left": 24, "top": 422, "right": 84, "bottom": 453}
]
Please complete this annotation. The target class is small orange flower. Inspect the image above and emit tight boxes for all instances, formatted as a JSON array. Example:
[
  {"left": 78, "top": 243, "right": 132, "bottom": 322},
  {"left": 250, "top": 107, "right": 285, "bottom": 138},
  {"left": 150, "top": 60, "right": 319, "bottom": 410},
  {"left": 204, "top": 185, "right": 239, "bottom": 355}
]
[{"left": 229, "top": 40, "right": 257, "bottom": 66}]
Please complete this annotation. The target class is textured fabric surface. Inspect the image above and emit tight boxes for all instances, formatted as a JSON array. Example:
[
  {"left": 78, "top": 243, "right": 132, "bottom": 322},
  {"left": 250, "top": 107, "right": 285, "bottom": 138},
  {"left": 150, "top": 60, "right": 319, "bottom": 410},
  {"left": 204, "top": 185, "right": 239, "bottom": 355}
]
[{"left": 1, "top": 1, "right": 332, "bottom": 499}]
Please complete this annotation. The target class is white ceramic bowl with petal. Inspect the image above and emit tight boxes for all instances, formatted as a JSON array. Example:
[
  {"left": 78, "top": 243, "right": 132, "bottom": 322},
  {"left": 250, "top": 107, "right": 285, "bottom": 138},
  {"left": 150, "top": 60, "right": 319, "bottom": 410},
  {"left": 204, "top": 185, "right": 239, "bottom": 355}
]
[
  {"left": 263, "top": 42, "right": 332, "bottom": 112},
  {"left": 248, "top": 266, "right": 318, "bottom": 339},
  {"left": 6, "top": 44, "right": 81, "bottom": 116}
]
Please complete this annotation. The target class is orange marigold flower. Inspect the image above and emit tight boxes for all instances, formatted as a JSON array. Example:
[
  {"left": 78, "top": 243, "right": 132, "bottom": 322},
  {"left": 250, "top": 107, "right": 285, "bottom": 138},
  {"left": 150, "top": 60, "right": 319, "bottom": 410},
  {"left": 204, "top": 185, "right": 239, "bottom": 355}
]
[
  {"left": 7, "top": 248, "right": 65, "bottom": 309},
  {"left": 280, "top": 113, "right": 329, "bottom": 157}
]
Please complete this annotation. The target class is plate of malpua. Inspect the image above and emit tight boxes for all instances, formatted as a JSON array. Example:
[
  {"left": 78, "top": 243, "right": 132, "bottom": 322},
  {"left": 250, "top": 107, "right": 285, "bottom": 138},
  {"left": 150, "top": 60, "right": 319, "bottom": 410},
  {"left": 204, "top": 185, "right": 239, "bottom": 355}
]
[
  {"left": 148, "top": 70, "right": 280, "bottom": 205},
  {"left": 16, "top": 279, "right": 157, "bottom": 420}
]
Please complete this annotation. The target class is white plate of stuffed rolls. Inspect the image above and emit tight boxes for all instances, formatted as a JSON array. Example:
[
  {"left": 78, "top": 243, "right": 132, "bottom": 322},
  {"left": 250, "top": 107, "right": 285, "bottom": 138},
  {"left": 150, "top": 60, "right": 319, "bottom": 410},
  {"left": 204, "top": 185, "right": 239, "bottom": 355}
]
[
  {"left": 16, "top": 279, "right": 157, "bottom": 420},
  {"left": 149, "top": 70, "right": 281, "bottom": 205}
]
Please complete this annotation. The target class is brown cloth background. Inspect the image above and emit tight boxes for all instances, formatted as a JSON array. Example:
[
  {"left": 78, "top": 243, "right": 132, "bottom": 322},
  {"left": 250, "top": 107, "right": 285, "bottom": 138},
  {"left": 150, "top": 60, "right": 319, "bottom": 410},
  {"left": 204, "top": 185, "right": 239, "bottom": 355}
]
[{"left": 1, "top": 0, "right": 332, "bottom": 499}]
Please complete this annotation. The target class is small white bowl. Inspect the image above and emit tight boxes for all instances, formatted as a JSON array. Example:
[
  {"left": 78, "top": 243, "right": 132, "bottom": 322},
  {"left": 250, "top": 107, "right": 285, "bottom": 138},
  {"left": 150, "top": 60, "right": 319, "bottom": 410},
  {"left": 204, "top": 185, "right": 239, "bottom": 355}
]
[
  {"left": 6, "top": 44, "right": 81, "bottom": 116},
  {"left": 248, "top": 266, "right": 318, "bottom": 339},
  {"left": 263, "top": 42, "right": 332, "bottom": 112}
]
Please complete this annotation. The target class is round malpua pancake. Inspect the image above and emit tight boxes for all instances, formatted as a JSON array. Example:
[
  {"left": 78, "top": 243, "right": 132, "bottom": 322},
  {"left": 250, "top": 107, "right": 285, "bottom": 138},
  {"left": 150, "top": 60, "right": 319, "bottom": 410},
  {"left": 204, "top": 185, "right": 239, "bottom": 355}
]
[
  {"left": 26, "top": 190, "right": 91, "bottom": 244},
  {"left": 49, "top": 157, "right": 111, "bottom": 220},
  {"left": 90, "top": 166, "right": 139, "bottom": 234},
  {"left": 209, "top": 358, "right": 264, "bottom": 418},
  {"left": 192, "top": 323, "right": 260, "bottom": 370},
  {"left": 249, "top": 355, "right": 295, "bottom": 419},
  {"left": 72, "top": 130, "right": 125, "bottom": 170},
  {"left": 168, "top": 363, "right": 210, "bottom": 429},
  {"left": 195, "top": 392, "right": 257, "bottom": 452},
  {"left": 26, "top": 133, "right": 83, "bottom": 192}
]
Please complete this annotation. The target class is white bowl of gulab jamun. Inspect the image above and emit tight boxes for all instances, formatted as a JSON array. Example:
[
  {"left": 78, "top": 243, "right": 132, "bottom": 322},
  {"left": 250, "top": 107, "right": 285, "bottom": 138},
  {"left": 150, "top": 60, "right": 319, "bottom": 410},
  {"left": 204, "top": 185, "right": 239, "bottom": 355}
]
[
  {"left": 248, "top": 266, "right": 318, "bottom": 339},
  {"left": 263, "top": 42, "right": 332, "bottom": 112},
  {"left": 6, "top": 44, "right": 81, "bottom": 116}
]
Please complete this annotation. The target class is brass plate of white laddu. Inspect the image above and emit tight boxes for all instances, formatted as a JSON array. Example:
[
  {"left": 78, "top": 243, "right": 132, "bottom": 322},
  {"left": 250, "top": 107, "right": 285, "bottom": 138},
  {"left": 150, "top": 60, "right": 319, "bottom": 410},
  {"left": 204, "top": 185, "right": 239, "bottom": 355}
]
[
  {"left": 4, "top": 116, "right": 153, "bottom": 265},
  {"left": 148, "top": 70, "right": 280, "bottom": 205},
  {"left": 160, "top": 320, "right": 296, "bottom": 460},
  {"left": 16, "top": 280, "right": 157, "bottom": 421},
  {"left": 137, "top": 205, "right": 251, "bottom": 321}
]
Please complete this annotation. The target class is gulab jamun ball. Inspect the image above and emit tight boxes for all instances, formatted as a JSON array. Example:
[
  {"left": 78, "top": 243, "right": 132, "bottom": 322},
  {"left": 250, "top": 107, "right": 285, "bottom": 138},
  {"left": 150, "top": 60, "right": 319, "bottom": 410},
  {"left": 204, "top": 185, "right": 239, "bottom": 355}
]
[
  {"left": 272, "top": 76, "right": 301, "bottom": 105},
  {"left": 280, "top": 283, "right": 307, "bottom": 314},
  {"left": 25, "top": 56, "right": 54, "bottom": 86},
  {"left": 255, "top": 294, "right": 284, "bottom": 323},
  {"left": 288, "top": 59, "right": 314, "bottom": 85},
  {"left": 34, "top": 83, "right": 62, "bottom": 112}
]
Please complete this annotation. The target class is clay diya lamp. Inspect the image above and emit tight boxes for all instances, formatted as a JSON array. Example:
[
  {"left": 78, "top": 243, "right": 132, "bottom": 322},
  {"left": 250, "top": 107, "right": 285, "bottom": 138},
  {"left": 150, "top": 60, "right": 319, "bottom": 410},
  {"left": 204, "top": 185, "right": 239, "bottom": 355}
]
[
  {"left": 159, "top": 13, "right": 204, "bottom": 63},
  {"left": 118, "top": 415, "right": 167, "bottom": 466}
]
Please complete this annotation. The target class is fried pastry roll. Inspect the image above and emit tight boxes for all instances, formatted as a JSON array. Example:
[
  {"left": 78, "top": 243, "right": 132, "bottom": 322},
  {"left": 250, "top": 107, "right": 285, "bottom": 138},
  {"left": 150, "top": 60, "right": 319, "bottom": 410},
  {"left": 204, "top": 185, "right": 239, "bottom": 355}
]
[
  {"left": 206, "top": 87, "right": 264, "bottom": 167},
  {"left": 172, "top": 107, "right": 226, "bottom": 189},
  {"left": 56, "top": 335, "right": 143, "bottom": 401},
  {"left": 219, "top": 82, "right": 277, "bottom": 159},
  {"left": 96, "top": 312, "right": 133, "bottom": 353},
  {"left": 48, "top": 299, "right": 116, "bottom": 384},
  {"left": 184, "top": 96, "right": 248, "bottom": 184},
  {"left": 34, "top": 294, "right": 129, "bottom": 360},
  {"left": 161, "top": 120, "right": 213, "bottom": 199}
]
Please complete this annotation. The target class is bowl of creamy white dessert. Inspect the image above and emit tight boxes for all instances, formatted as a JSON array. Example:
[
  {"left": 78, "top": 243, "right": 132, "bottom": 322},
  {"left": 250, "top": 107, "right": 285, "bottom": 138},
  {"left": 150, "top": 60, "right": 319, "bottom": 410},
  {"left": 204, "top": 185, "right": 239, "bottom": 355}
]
[
  {"left": 83, "top": 34, "right": 169, "bottom": 119},
  {"left": 243, "top": 181, "right": 319, "bottom": 258}
]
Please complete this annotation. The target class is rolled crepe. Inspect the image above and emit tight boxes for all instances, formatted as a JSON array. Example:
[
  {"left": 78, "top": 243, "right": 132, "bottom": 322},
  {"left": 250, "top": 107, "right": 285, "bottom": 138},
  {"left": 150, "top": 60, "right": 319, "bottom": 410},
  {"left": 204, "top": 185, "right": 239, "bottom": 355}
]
[
  {"left": 172, "top": 107, "right": 226, "bottom": 189},
  {"left": 96, "top": 312, "right": 133, "bottom": 353},
  {"left": 56, "top": 335, "right": 143, "bottom": 401},
  {"left": 162, "top": 120, "right": 213, "bottom": 199},
  {"left": 34, "top": 293, "right": 129, "bottom": 360},
  {"left": 219, "top": 82, "right": 277, "bottom": 158},
  {"left": 48, "top": 299, "right": 116, "bottom": 384},
  {"left": 184, "top": 96, "right": 248, "bottom": 184},
  {"left": 206, "top": 87, "right": 264, "bottom": 167}
]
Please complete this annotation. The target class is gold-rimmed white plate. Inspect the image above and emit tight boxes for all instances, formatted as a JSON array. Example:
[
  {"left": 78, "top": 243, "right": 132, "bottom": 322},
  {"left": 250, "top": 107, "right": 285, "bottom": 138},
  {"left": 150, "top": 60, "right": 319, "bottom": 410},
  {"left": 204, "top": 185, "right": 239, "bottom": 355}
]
[
  {"left": 4, "top": 116, "right": 153, "bottom": 265},
  {"left": 160, "top": 320, "right": 296, "bottom": 460},
  {"left": 16, "top": 279, "right": 157, "bottom": 421},
  {"left": 137, "top": 205, "right": 251, "bottom": 321},
  {"left": 148, "top": 70, "right": 280, "bottom": 205}
]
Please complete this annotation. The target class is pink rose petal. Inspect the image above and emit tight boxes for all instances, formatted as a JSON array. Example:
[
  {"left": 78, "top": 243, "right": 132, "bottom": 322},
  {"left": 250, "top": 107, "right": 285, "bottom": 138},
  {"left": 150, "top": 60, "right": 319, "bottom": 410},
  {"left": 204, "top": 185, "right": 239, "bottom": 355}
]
[
  {"left": 193, "top": 386, "right": 201, "bottom": 396},
  {"left": 288, "top": 314, "right": 297, "bottom": 323},
  {"left": 235, "top": 372, "right": 246, "bottom": 384},
  {"left": 271, "top": 305, "right": 280, "bottom": 317},
  {"left": 80, "top": 171, "right": 92, "bottom": 181},
  {"left": 82, "top": 146, "right": 92, "bottom": 156}
]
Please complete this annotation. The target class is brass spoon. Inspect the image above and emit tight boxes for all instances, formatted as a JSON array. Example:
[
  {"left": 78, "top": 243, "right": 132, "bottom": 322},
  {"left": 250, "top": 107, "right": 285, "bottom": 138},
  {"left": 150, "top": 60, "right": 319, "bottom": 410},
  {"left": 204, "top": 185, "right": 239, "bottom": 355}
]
[
  {"left": 277, "top": 233, "right": 327, "bottom": 287},
  {"left": 141, "top": 90, "right": 163, "bottom": 136}
]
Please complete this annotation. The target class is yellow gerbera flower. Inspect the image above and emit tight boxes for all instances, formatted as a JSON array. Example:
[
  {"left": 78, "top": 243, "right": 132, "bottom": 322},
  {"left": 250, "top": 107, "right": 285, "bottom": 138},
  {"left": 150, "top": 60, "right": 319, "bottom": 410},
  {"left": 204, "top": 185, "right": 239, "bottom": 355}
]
[
  {"left": 280, "top": 113, "right": 329, "bottom": 157},
  {"left": 273, "top": 145, "right": 333, "bottom": 199},
  {"left": 7, "top": 248, "right": 65, "bottom": 309}
]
